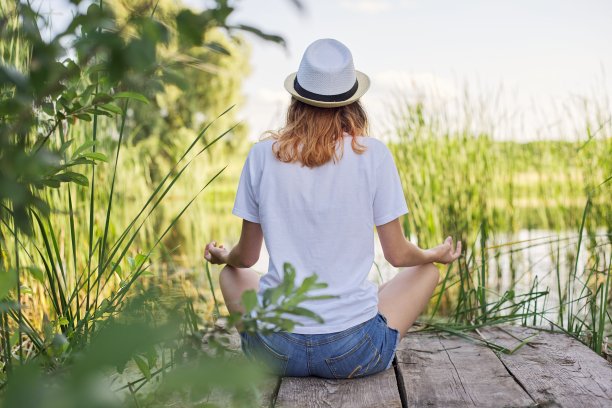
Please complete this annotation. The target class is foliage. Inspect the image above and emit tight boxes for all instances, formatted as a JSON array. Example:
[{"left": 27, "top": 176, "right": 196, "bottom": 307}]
[
  {"left": 0, "top": 0, "right": 298, "bottom": 404},
  {"left": 387, "top": 94, "right": 611, "bottom": 355},
  {"left": 389, "top": 98, "right": 611, "bottom": 249},
  {"left": 0, "top": 268, "right": 327, "bottom": 408},
  {"left": 0, "top": 0, "right": 283, "bottom": 234},
  {"left": 234, "top": 262, "right": 336, "bottom": 333}
]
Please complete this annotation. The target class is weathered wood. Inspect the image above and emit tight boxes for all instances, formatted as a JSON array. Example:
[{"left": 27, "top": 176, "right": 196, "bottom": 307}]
[
  {"left": 259, "top": 377, "right": 281, "bottom": 408},
  {"left": 396, "top": 330, "right": 535, "bottom": 407},
  {"left": 479, "top": 325, "right": 612, "bottom": 408},
  {"left": 204, "top": 377, "right": 278, "bottom": 408},
  {"left": 274, "top": 368, "right": 402, "bottom": 408},
  {"left": 203, "top": 327, "right": 279, "bottom": 407},
  {"left": 217, "top": 324, "right": 612, "bottom": 407}
]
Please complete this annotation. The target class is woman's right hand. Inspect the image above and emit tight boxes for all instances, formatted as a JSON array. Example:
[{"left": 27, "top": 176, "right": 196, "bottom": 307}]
[{"left": 426, "top": 236, "right": 462, "bottom": 264}]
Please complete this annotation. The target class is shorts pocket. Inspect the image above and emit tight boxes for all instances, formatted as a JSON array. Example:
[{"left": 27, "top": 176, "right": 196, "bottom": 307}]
[
  {"left": 324, "top": 333, "right": 385, "bottom": 379},
  {"left": 244, "top": 333, "right": 289, "bottom": 377}
]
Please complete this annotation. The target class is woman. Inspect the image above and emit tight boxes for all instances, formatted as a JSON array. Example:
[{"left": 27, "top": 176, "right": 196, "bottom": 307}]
[{"left": 204, "top": 38, "right": 461, "bottom": 379}]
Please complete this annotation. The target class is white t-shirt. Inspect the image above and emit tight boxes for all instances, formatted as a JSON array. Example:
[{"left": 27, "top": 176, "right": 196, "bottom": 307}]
[{"left": 232, "top": 134, "right": 409, "bottom": 334}]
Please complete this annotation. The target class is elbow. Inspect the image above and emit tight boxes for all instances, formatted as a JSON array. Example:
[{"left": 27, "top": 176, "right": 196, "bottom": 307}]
[
  {"left": 241, "top": 255, "right": 259, "bottom": 268},
  {"left": 385, "top": 253, "right": 400, "bottom": 268}
]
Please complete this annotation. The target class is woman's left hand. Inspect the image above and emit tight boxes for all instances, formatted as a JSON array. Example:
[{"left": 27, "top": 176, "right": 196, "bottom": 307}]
[{"left": 204, "top": 241, "right": 229, "bottom": 265}]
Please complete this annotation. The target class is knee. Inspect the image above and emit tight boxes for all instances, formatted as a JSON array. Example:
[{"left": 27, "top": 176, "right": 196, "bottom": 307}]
[
  {"left": 219, "top": 264, "right": 239, "bottom": 286},
  {"left": 422, "top": 262, "right": 441, "bottom": 286}
]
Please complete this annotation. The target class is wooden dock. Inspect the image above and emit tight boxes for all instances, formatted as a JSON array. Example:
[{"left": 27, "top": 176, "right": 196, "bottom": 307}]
[{"left": 239, "top": 325, "right": 612, "bottom": 408}]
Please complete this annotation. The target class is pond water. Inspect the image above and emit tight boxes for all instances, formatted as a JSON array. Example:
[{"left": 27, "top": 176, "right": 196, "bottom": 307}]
[{"left": 236, "top": 228, "right": 610, "bottom": 328}]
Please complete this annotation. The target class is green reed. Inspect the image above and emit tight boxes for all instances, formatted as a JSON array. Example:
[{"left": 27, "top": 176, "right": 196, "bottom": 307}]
[{"left": 386, "top": 95, "right": 611, "bottom": 355}]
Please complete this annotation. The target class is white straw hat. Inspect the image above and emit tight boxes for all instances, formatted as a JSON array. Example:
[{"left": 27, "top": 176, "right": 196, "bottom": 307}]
[{"left": 284, "top": 38, "right": 370, "bottom": 108}]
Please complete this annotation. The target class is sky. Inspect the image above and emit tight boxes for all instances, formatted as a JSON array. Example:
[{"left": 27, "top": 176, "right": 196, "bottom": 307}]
[{"left": 33, "top": 0, "right": 612, "bottom": 141}]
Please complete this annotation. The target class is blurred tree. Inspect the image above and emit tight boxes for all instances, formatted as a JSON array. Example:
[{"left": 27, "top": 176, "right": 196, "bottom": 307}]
[{"left": 107, "top": 0, "right": 251, "bottom": 158}]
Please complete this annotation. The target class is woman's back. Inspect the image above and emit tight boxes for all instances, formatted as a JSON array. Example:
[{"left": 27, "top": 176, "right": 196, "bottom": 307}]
[
  {"left": 207, "top": 38, "right": 460, "bottom": 379},
  {"left": 233, "top": 134, "right": 408, "bottom": 333}
]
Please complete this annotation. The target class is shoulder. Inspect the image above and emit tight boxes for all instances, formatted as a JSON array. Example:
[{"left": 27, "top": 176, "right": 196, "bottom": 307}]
[
  {"left": 250, "top": 137, "right": 275, "bottom": 156},
  {"left": 248, "top": 139, "right": 274, "bottom": 158},
  {"left": 243, "top": 137, "right": 275, "bottom": 169},
  {"left": 354, "top": 136, "right": 393, "bottom": 162},
  {"left": 358, "top": 136, "right": 387, "bottom": 149}
]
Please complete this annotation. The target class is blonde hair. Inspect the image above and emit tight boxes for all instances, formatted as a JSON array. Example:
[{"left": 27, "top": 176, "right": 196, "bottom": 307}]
[{"left": 264, "top": 98, "right": 369, "bottom": 168}]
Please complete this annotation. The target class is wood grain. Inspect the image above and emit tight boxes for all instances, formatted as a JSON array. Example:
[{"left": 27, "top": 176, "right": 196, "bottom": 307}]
[
  {"left": 275, "top": 368, "right": 402, "bottom": 408},
  {"left": 480, "top": 325, "right": 612, "bottom": 408},
  {"left": 396, "top": 330, "right": 535, "bottom": 407}
]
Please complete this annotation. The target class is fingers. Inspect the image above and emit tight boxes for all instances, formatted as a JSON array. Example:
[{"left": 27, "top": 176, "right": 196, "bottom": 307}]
[
  {"left": 441, "top": 236, "right": 462, "bottom": 263},
  {"left": 448, "top": 239, "right": 461, "bottom": 262},
  {"left": 204, "top": 241, "right": 220, "bottom": 262},
  {"left": 205, "top": 241, "right": 221, "bottom": 251},
  {"left": 209, "top": 246, "right": 223, "bottom": 256}
]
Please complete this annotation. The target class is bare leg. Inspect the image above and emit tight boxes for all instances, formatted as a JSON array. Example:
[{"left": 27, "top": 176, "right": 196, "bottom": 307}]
[
  {"left": 377, "top": 280, "right": 390, "bottom": 293},
  {"left": 219, "top": 265, "right": 260, "bottom": 315},
  {"left": 377, "top": 263, "right": 440, "bottom": 339}
]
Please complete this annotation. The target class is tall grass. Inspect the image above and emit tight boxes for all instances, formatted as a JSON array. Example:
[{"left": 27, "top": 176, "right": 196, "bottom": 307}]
[
  {"left": 384, "top": 91, "right": 611, "bottom": 355},
  {"left": 0, "top": 0, "right": 265, "bottom": 390}
]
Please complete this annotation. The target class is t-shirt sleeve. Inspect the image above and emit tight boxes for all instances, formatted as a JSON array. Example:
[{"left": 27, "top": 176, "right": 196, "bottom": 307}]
[
  {"left": 373, "top": 145, "right": 409, "bottom": 226},
  {"left": 232, "top": 147, "right": 260, "bottom": 223}
]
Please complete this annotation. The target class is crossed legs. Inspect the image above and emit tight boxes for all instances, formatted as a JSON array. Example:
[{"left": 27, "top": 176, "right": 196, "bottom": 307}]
[
  {"left": 219, "top": 265, "right": 260, "bottom": 315},
  {"left": 377, "top": 263, "right": 440, "bottom": 339},
  {"left": 218, "top": 262, "right": 440, "bottom": 339}
]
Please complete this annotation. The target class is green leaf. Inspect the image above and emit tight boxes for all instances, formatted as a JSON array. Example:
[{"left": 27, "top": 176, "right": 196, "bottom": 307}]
[
  {"left": 176, "top": 9, "right": 211, "bottom": 47},
  {"left": 50, "top": 333, "right": 69, "bottom": 356},
  {"left": 94, "top": 299, "right": 112, "bottom": 318},
  {"left": 75, "top": 113, "right": 92, "bottom": 121},
  {"left": 241, "top": 290, "right": 258, "bottom": 313},
  {"left": 72, "top": 140, "right": 95, "bottom": 158},
  {"left": 54, "top": 171, "right": 89, "bottom": 186},
  {"left": 110, "top": 262, "right": 123, "bottom": 278},
  {"left": 58, "top": 139, "right": 74, "bottom": 157},
  {"left": 0, "top": 270, "right": 18, "bottom": 299},
  {"left": 26, "top": 266, "right": 45, "bottom": 283},
  {"left": 133, "top": 354, "right": 151, "bottom": 380},
  {"left": 41, "top": 179, "right": 61, "bottom": 188},
  {"left": 268, "top": 286, "right": 284, "bottom": 306},
  {"left": 42, "top": 102, "right": 55, "bottom": 115},
  {"left": 87, "top": 108, "right": 113, "bottom": 117},
  {"left": 231, "top": 24, "right": 286, "bottom": 47},
  {"left": 135, "top": 254, "right": 148, "bottom": 267},
  {"left": 304, "top": 295, "right": 335, "bottom": 301},
  {"left": 284, "top": 306, "right": 324, "bottom": 323},
  {"left": 9, "top": 330, "right": 20, "bottom": 348},
  {"left": 79, "top": 151, "right": 108, "bottom": 162},
  {"left": 91, "top": 93, "right": 113, "bottom": 104},
  {"left": 204, "top": 41, "right": 231, "bottom": 55},
  {"left": 114, "top": 91, "right": 149, "bottom": 104},
  {"left": 99, "top": 102, "right": 123, "bottom": 114}
]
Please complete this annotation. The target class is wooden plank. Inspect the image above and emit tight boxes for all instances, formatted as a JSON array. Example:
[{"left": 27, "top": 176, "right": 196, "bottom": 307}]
[
  {"left": 203, "top": 327, "right": 279, "bottom": 407},
  {"left": 274, "top": 368, "right": 402, "bottom": 408},
  {"left": 205, "top": 377, "right": 278, "bottom": 408},
  {"left": 259, "top": 377, "right": 281, "bottom": 408},
  {"left": 396, "top": 331, "right": 535, "bottom": 407},
  {"left": 480, "top": 325, "right": 612, "bottom": 408}
]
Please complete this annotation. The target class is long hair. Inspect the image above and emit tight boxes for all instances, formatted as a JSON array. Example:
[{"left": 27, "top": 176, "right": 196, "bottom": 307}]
[{"left": 265, "top": 98, "right": 369, "bottom": 168}]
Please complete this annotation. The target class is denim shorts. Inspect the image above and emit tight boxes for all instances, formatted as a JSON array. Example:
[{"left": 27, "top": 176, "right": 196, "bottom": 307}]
[{"left": 239, "top": 312, "right": 400, "bottom": 379}]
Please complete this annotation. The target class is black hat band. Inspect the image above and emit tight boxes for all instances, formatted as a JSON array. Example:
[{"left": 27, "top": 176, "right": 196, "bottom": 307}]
[{"left": 294, "top": 77, "right": 359, "bottom": 103}]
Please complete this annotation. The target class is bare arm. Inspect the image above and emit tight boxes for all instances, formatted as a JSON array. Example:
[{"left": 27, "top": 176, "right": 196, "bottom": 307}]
[
  {"left": 204, "top": 219, "right": 263, "bottom": 268},
  {"left": 376, "top": 218, "right": 461, "bottom": 267}
]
